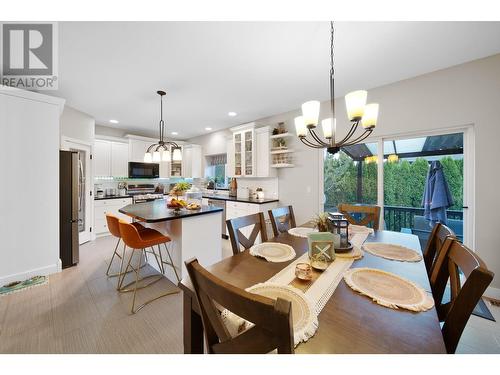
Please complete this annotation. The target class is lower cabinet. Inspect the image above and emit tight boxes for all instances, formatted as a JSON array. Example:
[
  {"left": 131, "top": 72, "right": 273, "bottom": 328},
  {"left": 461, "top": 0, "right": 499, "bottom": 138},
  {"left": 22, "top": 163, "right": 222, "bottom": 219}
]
[
  {"left": 94, "top": 198, "right": 133, "bottom": 235},
  {"left": 225, "top": 200, "right": 278, "bottom": 241}
]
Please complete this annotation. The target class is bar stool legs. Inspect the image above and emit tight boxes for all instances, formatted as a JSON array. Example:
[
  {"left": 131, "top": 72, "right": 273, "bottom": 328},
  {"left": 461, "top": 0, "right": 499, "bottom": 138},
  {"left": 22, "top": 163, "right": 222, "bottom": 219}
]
[
  {"left": 106, "top": 238, "right": 123, "bottom": 277},
  {"left": 118, "top": 247, "right": 180, "bottom": 314}
]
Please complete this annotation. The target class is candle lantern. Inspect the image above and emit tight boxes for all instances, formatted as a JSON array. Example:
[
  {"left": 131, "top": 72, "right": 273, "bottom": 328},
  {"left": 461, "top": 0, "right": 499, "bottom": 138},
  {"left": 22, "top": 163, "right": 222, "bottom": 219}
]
[{"left": 329, "top": 216, "right": 351, "bottom": 250}]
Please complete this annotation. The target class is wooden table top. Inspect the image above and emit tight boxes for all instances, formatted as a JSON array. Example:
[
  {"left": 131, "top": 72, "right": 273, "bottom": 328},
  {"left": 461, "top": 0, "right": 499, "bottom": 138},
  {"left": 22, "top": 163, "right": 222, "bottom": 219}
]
[{"left": 179, "top": 229, "right": 446, "bottom": 354}]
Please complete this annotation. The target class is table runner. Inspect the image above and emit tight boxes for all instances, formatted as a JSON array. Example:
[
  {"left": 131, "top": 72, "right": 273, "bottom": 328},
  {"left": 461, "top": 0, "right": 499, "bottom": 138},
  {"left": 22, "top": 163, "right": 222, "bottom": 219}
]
[{"left": 267, "top": 231, "right": 369, "bottom": 315}]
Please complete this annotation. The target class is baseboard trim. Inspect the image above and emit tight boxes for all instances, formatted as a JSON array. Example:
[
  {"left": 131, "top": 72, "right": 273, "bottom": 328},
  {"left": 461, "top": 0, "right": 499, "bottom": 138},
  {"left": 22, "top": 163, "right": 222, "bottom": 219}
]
[
  {"left": 0, "top": 263, "right": 60, "bottom": 286},
  {"left": 485, "top": 286, "right": 500, "bottom": 300}
]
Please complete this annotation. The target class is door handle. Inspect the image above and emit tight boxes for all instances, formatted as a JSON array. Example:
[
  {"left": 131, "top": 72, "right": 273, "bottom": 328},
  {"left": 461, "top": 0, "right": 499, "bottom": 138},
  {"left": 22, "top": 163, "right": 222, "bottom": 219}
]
[{"left": 462, "top": 206, "right": 469, "bottom": 209}]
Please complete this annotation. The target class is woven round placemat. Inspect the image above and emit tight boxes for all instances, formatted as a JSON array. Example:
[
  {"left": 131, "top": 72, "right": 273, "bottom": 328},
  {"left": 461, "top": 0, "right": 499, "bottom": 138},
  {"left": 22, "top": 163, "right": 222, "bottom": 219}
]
[
  {"left": 362, "top": 242, "right": 422, "bottom": 262},
  {"left": 343, "top": 268, "right": 434, "bottom": 312}
]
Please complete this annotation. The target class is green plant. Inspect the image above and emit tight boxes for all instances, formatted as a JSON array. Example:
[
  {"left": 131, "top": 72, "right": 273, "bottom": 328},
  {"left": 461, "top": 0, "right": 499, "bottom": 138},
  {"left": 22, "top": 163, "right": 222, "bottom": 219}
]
[
  {"left": 174, "top": 181, "right": 191, "bottom": 191},
  {"left": 312, "top": 212, "right": 330, "bottom": 232}
]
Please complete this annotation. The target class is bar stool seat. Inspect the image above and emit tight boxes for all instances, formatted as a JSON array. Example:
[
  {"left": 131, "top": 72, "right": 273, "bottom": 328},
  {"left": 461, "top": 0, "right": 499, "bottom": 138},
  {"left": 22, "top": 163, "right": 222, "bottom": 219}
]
[
  {"left": 105, "top": 214, "right": 148, "bottom": 280},
  {"left": 118, "top": 220, "right": 180, "bottom": 314}
]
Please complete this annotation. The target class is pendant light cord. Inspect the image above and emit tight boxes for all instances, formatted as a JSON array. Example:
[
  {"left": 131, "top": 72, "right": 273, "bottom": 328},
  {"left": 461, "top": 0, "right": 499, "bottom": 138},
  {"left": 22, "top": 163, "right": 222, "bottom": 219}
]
[{"left": 330, "top": 21, "right": 335, "bottom": 145}]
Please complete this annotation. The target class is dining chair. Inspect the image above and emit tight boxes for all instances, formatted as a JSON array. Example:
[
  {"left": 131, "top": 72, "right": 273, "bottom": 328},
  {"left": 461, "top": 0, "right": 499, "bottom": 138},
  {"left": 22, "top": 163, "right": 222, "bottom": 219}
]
[
  {"left": 268, "top": 206, "right": 297, "bottom": 237},
  {"left": 429, "top": 237, "right": 494, "bottom": 354},
  {"left": 226, "top": 213, "right": 268, "bottom": 255},
  {"left": 185, "top": 258, "right": 294, "bottom": 354},
  {"left": 422, "top": 222, "right": 455, "bottom": 277},
  {"left": 337, "top": 203, "right": 381, "bottom": 230}
]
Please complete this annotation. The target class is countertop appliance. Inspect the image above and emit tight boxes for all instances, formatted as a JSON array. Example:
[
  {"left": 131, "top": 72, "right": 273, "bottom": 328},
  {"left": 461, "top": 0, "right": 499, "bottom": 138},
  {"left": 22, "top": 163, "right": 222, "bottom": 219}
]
[
  {"left": 128, "top": 162, "right": 159, "bottom": 179},
  {"left": 207, "top": 198, "right": 227, "bottom": 239},
  {"left": 128, "top": 184, "right": 165, "bottom": 203},
  {"left": 59, "top": 150, "right": 79, "bottom": 268},
  {"left": 237, "top": 187, "right": 249, "bottom": 199}
]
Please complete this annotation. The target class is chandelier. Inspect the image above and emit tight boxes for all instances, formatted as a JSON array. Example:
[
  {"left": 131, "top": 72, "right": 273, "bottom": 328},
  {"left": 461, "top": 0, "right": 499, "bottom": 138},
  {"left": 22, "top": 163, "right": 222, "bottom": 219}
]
[
  {"left": 295, "top": 22, "right": 380, "bottom": 155},
  {"left": 144, "top": 90, "right": 182, "bottom": 163}
]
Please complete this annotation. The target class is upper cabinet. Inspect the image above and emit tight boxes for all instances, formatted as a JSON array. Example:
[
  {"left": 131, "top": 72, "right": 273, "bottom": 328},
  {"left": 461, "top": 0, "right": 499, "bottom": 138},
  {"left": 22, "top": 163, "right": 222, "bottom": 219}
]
[
  {"left": 128, "top": 137, "right": 153, "bottom": 163},
  {"left": 229, "top": 123, "right": 275, "bottom": 178},
  {"left": 182, "top": 144, "right": 202, "bottom": 178},
  {"left": 94, "top": 139, "right": 129, "bottom": 177}
]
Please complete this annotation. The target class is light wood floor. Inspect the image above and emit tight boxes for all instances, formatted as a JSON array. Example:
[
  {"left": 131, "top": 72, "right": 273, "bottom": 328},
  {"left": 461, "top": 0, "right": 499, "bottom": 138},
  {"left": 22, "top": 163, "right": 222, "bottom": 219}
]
[{"left": 0, "top": 235, "right": 499, "bottom": 354}]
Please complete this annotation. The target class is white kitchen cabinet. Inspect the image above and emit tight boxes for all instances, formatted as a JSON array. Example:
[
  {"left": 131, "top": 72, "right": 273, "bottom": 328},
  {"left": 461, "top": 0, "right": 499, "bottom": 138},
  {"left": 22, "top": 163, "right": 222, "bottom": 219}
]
[
  {"left": 94, "top": 139, "right": 129, "bottom": 177},
  {"left": 226, "top": 137, "right": 235, "bottom": 178},
  {"left": 128, "top": 138, "right": 152, "bottom": 163},
  {"left": 94, "top": 198, "right": 133, "bottom": 235},
  {"left": 182, "top": 144, "right": 202, "bottom": 178},
  {"left": 94, "top": 140, "right": 112, "bottom": 177},
  {"left": 110, "top": 142, "right": 129, "bottom": 177},
  {"left": 230, "top": 123, "right": 274, "bottom": 178},
  {"left": 256, "top": 126, "right": 276, "bottom": 178}
]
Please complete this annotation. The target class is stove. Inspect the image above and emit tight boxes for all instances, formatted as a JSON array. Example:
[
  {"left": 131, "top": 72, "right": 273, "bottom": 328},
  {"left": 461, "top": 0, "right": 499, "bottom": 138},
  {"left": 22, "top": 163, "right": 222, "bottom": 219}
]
[{"left": 127, "top": 184, "right": 165, "bottom": 203}]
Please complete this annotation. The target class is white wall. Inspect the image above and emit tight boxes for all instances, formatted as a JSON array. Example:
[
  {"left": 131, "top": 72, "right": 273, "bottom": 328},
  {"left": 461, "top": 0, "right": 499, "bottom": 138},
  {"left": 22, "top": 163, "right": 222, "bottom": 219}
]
[
  {"left": 60, "top": 105, "right": 95, "bottom": 143},
  {"left": 253, "top": 54, "right": 500, "bottom": 291},
  {"left": 0, "top": 87, "right": 65, "bottom": 284}
]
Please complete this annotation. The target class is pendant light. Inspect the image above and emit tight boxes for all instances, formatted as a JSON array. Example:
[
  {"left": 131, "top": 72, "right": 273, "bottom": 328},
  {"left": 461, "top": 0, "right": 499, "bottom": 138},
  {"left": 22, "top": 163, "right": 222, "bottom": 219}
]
[
  {"left": 296, "top": 22, "right": 380, "bottom": 155},
  {"left": 144, "top": 90, "right": 182, "bottom": 162}
]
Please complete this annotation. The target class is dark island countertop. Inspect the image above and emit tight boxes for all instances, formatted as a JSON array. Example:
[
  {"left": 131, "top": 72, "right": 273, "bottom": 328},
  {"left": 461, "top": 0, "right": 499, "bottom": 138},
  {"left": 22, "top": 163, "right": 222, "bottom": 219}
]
[
  {"left": 202, "top": 193, "right": 279, "bottom": 204},
  {"left": 94, "top": 195, "right": 133, "bottom": 201},
  {"left": 119, "top": 200, "right": 223, "bottom": 223}
]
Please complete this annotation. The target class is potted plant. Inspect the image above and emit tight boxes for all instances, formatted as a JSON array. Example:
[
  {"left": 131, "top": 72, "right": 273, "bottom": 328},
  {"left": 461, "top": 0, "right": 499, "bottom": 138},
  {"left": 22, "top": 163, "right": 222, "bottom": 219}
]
[
  {"left": 312, "top": 212, "right": 330, "bottom": 232},
  {"left": 170, "top": 181, "right": 191, "bottom": 198}
]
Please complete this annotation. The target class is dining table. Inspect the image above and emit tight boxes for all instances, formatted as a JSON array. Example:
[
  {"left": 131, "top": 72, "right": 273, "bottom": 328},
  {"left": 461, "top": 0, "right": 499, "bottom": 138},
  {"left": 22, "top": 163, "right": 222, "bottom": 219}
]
[{"left": 178, "top": 225, "right": 446, "bottom": 354}]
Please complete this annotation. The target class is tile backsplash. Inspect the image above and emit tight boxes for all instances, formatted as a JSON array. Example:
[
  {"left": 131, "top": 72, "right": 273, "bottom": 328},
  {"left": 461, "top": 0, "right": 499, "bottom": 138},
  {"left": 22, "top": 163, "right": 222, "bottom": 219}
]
[{"left": 235, "top": 177, "right": 279, "bottom": 199}]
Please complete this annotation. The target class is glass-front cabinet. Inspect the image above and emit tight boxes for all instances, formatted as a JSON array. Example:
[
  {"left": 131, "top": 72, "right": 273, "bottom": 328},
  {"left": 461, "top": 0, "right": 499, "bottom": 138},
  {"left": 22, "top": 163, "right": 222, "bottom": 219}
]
[{"left": 232, "top": 125, "right": 255, "bottom": 177}]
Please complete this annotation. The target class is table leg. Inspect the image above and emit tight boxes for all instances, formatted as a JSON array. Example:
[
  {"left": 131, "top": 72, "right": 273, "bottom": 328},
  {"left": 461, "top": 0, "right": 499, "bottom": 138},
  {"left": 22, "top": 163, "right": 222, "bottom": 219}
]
[{"left": 183, "top": 291, "right": 204, "bottom": 354}]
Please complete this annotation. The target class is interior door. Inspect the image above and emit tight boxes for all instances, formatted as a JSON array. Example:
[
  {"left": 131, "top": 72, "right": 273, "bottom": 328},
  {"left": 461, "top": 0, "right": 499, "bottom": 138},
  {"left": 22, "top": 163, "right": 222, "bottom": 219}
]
[{"left": 61, "top": 139, "right": 92, "bottom": 244}]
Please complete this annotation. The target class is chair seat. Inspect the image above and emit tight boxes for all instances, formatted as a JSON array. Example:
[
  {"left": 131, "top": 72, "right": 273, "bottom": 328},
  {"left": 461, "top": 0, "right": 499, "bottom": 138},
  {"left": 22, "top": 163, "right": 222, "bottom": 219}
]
[
  {"left": 133, "top": 228, "right": 171, "bottom": 248},
  {"left": 131, "top": 222, "right": 148, "bottom": 231}
]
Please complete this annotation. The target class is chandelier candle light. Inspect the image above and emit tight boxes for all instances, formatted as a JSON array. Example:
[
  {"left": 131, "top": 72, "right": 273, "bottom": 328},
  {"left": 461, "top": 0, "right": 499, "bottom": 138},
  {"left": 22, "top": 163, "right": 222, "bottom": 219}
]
[
  {"left": 144, "top": 90, "right": 182, "bottom": 163},
  {"left": 295, "top": 22, "right": 380, "bottom": 155}
]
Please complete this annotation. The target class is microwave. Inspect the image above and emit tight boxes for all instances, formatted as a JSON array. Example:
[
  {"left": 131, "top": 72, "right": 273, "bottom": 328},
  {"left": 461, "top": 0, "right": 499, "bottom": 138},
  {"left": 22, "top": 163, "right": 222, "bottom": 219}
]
[{"left": 128, "top": 162, "right": 160, "bottom": 179}]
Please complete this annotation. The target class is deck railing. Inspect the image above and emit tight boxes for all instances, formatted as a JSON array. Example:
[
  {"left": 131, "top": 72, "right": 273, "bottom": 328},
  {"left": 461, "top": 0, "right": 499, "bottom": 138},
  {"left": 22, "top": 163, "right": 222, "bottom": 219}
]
[{"left": 383, "top": 205, "right": 463, "bottom": 232}]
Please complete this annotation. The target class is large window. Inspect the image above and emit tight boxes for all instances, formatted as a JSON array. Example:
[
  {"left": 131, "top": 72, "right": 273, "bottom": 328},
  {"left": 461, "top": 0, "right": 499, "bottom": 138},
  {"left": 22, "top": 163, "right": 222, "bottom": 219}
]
[
  {"left": 323, "top": 133, "right": 464, "bottom": 246},
  {"left": 323, "top": 142, "right": 378, "bottom": 212}
]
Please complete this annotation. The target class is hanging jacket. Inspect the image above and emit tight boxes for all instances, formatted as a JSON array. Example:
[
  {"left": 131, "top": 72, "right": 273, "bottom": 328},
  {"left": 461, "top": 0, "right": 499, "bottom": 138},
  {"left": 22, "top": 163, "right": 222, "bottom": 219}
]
[{"left": 422, "top": 160, "right": 454, "bottom": 224}]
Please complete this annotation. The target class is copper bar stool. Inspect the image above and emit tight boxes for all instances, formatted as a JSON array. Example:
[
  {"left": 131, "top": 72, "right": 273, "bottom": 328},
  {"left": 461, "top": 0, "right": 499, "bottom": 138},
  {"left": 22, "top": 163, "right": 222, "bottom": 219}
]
[
  {"left": 117, "top": 220, "right": 180, "bottom": 314},
  {"left": 105, "top": 214, "right": 148, "bottom": 283}
]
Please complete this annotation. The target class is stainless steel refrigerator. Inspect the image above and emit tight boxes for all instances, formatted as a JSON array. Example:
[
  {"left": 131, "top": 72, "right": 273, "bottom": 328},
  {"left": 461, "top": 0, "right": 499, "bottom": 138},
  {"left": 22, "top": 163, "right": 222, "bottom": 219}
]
[{"left": 60, "top": 150, "right": 79, "bottom": 268}]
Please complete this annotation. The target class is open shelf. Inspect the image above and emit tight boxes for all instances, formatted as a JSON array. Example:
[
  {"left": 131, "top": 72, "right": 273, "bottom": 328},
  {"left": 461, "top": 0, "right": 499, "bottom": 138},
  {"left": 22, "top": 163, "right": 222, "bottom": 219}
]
[
  {"left": 271, "top": 163, "right": 295, "bottom": 168},
  {"left": 270, "top": 132, "right": 293, "bottom": 139},
  {"left": 271, "top": 149, "right": 294, "bottom": 155}
]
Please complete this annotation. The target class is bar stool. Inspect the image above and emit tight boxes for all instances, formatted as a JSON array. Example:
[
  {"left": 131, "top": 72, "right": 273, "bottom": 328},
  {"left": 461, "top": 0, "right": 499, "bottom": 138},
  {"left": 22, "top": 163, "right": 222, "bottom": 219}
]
[
  {"left": 117, "top": 220, "right": 180, "bottom": 314},
  {"left": 105, "top": 214, "right": 148, "bottom": 281}
]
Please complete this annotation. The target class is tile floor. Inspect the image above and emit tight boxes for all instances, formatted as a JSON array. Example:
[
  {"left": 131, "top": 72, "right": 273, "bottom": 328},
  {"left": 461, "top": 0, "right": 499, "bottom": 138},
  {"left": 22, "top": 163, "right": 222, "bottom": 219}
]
[{"left": 0, "top": 235, "right": 499, "bottom": 354}]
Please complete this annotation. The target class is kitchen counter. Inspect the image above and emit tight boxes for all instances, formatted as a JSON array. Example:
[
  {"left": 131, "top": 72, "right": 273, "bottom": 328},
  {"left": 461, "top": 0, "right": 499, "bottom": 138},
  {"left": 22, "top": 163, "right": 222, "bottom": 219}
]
[
  {"left": 119, "top": 200, "right": 223, "bottom": 284},
  {"left": 94, "top": 195, "right": 133, "bottom": 201},
  {"left": 202, "top": 193, "right": 279, "bottom": 204},
  {"left": 119, "top": 200, "right": 223, "bottom": 223}
]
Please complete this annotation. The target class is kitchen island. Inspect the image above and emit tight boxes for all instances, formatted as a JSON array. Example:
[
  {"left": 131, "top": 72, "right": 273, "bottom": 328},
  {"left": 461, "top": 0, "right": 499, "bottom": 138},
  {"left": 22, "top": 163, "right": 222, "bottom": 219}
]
[{"left": 119, "top": 200, "right": 223, "bottom": 284}]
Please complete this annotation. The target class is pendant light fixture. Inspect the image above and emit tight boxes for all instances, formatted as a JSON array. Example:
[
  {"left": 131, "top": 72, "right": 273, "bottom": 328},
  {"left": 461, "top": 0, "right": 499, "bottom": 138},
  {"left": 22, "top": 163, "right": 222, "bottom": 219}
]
[
  {"left": 296, "top": 22, "right": 380, "bottom": 155},
  {"left": 144, "top": 90, "right": 182, "bottom": 163}
]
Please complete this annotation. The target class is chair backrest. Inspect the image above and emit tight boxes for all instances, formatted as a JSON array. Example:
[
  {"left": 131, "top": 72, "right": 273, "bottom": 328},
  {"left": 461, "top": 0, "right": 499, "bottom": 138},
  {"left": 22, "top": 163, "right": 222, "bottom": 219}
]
[
  {"left": 268, "top": 206, "right": 297, "bottom": 237},
  {"left": 337, "top": 203, "right": 381, "bottom": 230},
  {"left": 430, "top": 238, "right": 494, "bottom": 354},
  {"left": 118, "top": 220, "right": 143, "bottom": 249},
  {"left": 185, "top": 258, "right": 294, "bottom": 354},
  {"left": 422, "top": 222, "right": 455, "bottom": 276},
  {"left": 105, "top": 213, "right": 122, "bottom": 238},
  {"left": 226, "top": 213, "right": 268, "bottom": 255}
]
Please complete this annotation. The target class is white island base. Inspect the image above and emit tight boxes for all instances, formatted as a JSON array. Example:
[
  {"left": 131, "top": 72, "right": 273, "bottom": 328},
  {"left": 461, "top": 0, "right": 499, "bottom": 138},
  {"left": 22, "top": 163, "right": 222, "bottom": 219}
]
[{"left": 145, "top": 211, "right": 222, "bottom": 284}]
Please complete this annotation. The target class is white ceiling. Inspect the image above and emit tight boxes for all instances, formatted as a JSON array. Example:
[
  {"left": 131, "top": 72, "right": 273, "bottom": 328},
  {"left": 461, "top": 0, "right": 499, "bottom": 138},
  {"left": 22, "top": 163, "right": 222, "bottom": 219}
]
[{"left": 53, "top": 21, "right": 500, "bottom": 139}]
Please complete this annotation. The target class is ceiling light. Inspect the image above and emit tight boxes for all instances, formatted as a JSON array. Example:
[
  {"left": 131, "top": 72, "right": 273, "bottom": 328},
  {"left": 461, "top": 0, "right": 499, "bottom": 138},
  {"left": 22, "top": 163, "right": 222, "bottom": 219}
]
[
  {"left": 144, "top": 90, "right": 181, "bottom": 163},
  {"left": 297, "top": 21, "right": 380, "bottom": 155},
  {"left": 171, "top": 131, "right": 178, "bottom": 135},
  {"left": 205, "top": 127, "right": 212, "bottom": 131},
  {"left": 109, "top": 119, "right": 119, "bottom": 124},
  {"left": 228, "top": 112, "right": 237, "bottom": 117}
]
